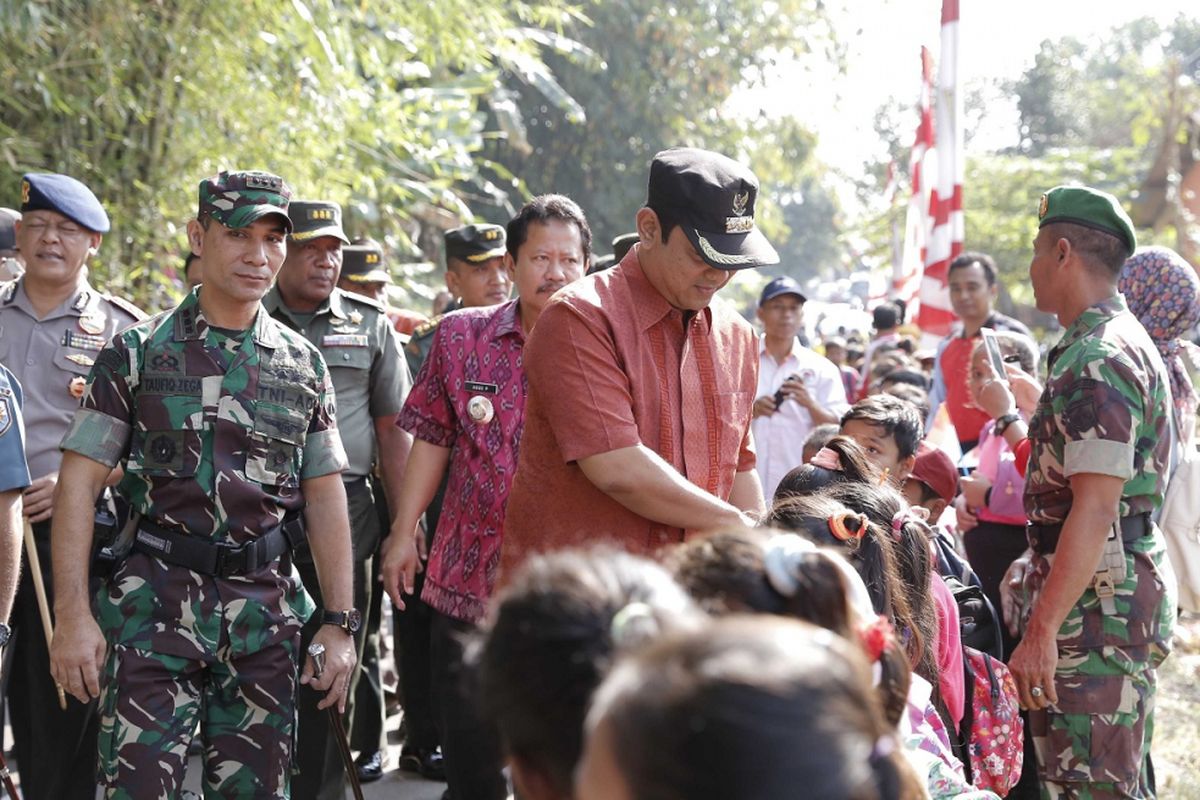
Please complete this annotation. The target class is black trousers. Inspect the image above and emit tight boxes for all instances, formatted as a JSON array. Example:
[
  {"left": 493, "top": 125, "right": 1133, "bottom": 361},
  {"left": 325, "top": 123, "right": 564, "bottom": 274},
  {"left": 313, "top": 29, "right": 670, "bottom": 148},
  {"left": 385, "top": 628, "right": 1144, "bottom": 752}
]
[
  {"left": 394, "top": 541, "right": 439, "bottom": 750},
  {"left": 291, "top": 480, "right": 378, "bottom": 800},
  {"left": 430, "top": 611, "right": 505, "bottom": 800},
  {"left": 8, "top": 519, "right": 100, "bottom": 799},
  {"left": 350, "top": 554, "right": 387, "bottom": 755}
]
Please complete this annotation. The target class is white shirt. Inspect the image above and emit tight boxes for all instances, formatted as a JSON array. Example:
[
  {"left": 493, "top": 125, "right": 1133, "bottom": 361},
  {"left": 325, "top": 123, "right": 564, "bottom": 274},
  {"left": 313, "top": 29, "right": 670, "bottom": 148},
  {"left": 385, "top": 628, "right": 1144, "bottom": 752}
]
[{"left": 752, "top": 336, "right": 849, "bottom": 499}]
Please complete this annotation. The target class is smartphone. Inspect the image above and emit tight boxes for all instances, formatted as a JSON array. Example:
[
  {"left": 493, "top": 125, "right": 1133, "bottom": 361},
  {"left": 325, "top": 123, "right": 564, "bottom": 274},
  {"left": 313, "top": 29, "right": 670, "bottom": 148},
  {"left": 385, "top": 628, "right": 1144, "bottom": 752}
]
[
  {"left": 980, "top": 327, "right": 1009, "bottom": 385},
  {"left": 773, "top": 374, "right": 800, "bottom": 406}
]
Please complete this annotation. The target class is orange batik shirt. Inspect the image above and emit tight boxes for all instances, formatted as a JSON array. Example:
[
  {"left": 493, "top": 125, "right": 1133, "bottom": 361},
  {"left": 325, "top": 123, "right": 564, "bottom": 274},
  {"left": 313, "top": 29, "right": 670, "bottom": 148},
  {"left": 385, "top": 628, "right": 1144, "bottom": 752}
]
[{"left": 502, "top": 247, "right": 757, "bottom": 576}]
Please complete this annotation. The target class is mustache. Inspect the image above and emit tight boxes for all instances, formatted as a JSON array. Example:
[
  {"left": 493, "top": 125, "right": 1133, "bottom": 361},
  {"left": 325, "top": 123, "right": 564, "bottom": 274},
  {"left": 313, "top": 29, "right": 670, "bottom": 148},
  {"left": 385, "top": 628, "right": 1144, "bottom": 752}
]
[{"left": 537, "top": 281, "right": 567, "bottom": 294}]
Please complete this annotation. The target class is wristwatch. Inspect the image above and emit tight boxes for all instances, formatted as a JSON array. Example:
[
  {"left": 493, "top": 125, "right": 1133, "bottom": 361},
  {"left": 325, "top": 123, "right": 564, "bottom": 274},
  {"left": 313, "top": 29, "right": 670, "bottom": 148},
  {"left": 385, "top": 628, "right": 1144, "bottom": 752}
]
[
  {"left": 994, "top": 413, "right": 1022, "bottom": 435},
  {"left": 321, "top": 608, "right": 362, "bottom": 635},
  {"left": 0, "top": 622, "right": 10, "bottom": 648}
]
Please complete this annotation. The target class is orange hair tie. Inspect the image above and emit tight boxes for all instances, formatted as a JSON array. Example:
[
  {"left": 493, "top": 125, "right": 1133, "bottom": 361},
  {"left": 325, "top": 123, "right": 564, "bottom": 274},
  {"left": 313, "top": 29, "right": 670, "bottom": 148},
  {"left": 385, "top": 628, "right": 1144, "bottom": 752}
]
[{"left": 828, "top": 512, "right": 866, "bottom": 542}]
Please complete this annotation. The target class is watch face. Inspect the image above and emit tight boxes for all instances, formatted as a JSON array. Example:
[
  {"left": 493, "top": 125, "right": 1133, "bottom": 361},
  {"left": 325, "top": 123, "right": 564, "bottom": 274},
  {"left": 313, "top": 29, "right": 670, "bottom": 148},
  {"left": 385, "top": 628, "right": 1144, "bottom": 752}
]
[
  {"left": 347, "top": 608, "right": 363, "bottom": 634},
  {"left": 0, "top": 623, "right": 10, "bottom": 647}
]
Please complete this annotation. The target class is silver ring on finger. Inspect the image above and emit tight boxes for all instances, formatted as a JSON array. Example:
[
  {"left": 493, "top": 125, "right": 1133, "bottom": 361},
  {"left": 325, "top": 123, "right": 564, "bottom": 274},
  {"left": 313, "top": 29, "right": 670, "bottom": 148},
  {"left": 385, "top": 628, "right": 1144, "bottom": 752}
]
[{"left": 1030, "top": 685, "right": 1043, "bottom": 698}]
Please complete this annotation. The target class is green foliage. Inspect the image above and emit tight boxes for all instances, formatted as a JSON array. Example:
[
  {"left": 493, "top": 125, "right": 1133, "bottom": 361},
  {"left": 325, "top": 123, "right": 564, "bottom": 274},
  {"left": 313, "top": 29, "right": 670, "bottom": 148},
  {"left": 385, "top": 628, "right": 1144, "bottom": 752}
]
[
  {"left": 485, "top": 0, "right": 840, "bottom": 269},
  {"left": 0, "top": 0, "right": 584, "bottom": 312}
]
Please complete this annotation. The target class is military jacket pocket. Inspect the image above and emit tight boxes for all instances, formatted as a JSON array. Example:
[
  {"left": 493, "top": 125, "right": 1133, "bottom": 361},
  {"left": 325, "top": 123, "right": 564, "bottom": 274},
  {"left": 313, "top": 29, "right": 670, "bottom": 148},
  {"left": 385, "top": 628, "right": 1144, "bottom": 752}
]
[
  {"left": 325, "top": 345, "right": 371, "bottom": 391},
  {"left": 129, "top": 429, "right": 202, "bottom": 476},
  {"left": 54, "top": 345, "right": 97, "bottom": 377},
  {"left": 246, "top": 407, "right": 308, "bottom": 487}
]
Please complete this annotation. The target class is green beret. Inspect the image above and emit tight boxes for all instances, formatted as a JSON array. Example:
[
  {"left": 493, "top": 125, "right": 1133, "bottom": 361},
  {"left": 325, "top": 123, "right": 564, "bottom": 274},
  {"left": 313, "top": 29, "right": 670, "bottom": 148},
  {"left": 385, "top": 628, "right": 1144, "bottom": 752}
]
[{"left": 1037, "top": 185, "right": 1136, "bottom": 253}]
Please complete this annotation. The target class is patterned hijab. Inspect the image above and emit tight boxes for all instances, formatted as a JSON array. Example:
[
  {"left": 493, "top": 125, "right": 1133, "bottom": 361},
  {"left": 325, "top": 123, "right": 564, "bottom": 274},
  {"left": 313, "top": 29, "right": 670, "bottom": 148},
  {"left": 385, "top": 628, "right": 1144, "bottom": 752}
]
[{"left": 1118, "top": 246, "right": 1200, "bottom": 441}]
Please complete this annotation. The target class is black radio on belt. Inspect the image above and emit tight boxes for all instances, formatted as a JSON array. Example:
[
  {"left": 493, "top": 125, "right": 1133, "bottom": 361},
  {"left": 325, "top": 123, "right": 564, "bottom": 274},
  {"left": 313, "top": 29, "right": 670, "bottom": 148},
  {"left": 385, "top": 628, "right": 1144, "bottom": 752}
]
[{"left": 91, "top": 490, "right": 121, "bottom": 578}]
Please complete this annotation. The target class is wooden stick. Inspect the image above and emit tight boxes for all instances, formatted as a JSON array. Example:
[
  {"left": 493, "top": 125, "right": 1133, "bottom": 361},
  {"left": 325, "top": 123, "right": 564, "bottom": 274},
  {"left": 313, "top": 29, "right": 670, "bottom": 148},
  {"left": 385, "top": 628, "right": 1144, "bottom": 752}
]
[{"left": 21, "top": 521, "right": 67, "bottom": 710}]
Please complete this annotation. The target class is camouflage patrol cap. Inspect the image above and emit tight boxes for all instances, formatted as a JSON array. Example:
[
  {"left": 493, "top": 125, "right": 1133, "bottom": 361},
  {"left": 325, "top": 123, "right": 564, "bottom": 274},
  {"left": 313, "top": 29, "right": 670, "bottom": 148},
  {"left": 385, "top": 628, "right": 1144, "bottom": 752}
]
[
  {"left": 445, "top": 223, "right": 507, "bottom": 263},
  {"left": 197, "top": 170, "right": 293, "bottom": 232},
  {"left": 288, "top": 199, "right": 350, "bottom": 244},
  {"left": 342, "top": 239, "right": 391, "bottom": 284},
  {"left": 1037, "top": 185, "right": 1136, "bottom": 253}
]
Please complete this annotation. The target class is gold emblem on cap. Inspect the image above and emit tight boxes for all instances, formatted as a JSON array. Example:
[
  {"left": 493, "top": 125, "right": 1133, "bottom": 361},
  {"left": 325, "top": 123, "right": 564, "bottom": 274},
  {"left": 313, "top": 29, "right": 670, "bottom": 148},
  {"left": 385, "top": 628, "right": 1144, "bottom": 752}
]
[
  {"left": 467, "top": 395, "right": 494, "bottom": 424},
  {"left": 732, "top": 191, "right": 749, "bottom": 217},
  {"left": 1038, "top": 193, "right": 1049, "bottom": 219},
  {"left": 20, "top": 180, "right": 30, "bottom": 205},
  {"left": 79, "top": 311, "right": 105, "bottom": 335}
]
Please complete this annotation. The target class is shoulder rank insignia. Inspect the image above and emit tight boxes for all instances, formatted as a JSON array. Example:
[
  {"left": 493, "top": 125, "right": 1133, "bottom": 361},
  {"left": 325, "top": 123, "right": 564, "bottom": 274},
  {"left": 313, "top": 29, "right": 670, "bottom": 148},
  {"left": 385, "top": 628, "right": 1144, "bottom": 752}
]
[
  {"left": 0, "top": 282, "right": 16, "bottom": 305},
  {"left": 413, "top": 315, "right": 443, "bottom": 338},
  {"left": 0, "top": 392, "right": 10, "bottom": 436},
  {"left": 66, "top": 353, "right": 95, "bottom": 367}
]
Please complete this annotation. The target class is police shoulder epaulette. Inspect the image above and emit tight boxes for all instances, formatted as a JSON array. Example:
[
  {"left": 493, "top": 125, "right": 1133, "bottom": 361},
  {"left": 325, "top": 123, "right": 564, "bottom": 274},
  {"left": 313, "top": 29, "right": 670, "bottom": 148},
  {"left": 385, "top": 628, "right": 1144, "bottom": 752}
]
[
  {"left": 412, "top": 314, "right": 444, "bottom": 339},
  {"left": 0, "top": 281, "right": 16, "bottom": 304},
  {"left": 104, "top": 293, "right": 148, "bottom": 321}
]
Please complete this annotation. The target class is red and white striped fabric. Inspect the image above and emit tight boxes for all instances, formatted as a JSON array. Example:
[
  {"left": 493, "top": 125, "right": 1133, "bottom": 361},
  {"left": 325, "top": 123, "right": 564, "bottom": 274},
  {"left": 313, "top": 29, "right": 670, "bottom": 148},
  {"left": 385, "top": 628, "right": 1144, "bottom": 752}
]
[{"left": 897, "top": 0, "right": 962, "bottom": 336}]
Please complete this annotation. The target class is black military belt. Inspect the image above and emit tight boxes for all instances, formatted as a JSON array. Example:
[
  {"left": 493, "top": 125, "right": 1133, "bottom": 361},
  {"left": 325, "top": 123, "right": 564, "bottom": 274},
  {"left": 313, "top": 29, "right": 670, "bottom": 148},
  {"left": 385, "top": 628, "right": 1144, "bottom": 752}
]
[
  {"left": 1027, "top": 512, "right": 1151, "bottom": 555},
  {"left": 133, "top": 513, "right": 306, "bottom": 577}
]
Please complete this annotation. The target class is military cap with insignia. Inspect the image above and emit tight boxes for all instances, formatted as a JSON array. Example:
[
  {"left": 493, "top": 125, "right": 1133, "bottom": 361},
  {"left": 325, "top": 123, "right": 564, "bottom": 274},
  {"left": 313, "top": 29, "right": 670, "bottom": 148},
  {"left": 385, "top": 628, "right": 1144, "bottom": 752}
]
[
  {"left": 445, "top": 223, "right": 507, "bottom": 263},
  {"left": 288, "top": 199, "right": 350, "bottom": 244},
  {"left": 1037, "top": 185, "right": 1137, "bottom": 253},
  {"left": 342, "top": 238, "right": 391, "bottom": 284},
  {"left": 20, "top": 173, "right": 110, "bottom": 233},
  {"left": 197, "top": 170, "right": 293, "bottom": 232},
  {"left": 646, "top": 147, "right": 779, "bottom": 271}
]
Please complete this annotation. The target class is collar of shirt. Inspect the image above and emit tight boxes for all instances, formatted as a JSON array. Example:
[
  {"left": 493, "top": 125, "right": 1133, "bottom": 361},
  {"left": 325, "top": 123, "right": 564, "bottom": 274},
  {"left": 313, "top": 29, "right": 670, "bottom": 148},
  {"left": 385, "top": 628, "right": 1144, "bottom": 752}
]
[
  {"left": 1048, "top": 294, "right": 1127, "bottom": 367},
  {"left": 7, "top": 275, "right": 97, "bottom": 321},
  {"left": 758, "top": 334, "right": 803, "bottom": 365},
  {"left": 261, "top": 285, "right": 353, "bottom": 325},
  {"left": 490, "top": 297, "right": 525, "bottom": 342},
  {"left": 179, "top": 286, "right": 283, "bottom": 349},
  {"left": 619, "top": 251, "right": 714, "bottom": 334}
]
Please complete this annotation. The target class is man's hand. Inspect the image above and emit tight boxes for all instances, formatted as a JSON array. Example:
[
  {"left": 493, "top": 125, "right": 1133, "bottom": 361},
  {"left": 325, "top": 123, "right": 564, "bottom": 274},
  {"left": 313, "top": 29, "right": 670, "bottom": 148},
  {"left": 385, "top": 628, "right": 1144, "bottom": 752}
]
[
  {"left": 380, "top": 523, "right": 426, "bottom": 610},
  {"left": 1008, "top": 629, "right": 1058, "bottom": 711},
  {"left": 780, "top": 376, "right": 815, "bottom": 409},
  {"left": 1000, "top": 551, "right": 1033, "bottom": 638},
  {"left": 960, "top": 473, "right": 991, "bottom": 509},
  {"left": 300, "top": 627, "right": 357, "bottom": 713},
  {"left": 23, "top": 472, "right": 59, "bottom": 523},
  {"left": 50, "top": 614, "right": 107, "bottom": 703},
  {"left": 752, "top": 395, "right": 777, "bottom": 419},
  {"left": 953, "top": 494, "right": 978, "bottom": 532}
]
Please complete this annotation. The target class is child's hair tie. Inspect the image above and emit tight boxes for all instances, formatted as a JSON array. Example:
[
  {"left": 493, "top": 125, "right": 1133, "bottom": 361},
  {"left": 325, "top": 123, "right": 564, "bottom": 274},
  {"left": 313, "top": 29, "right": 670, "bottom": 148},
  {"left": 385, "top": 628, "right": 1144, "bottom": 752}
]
[
  {"left": 858, "top": 614, "right": 895, "bottom": 663},
  {"left": 809, "top": 447, "right": 842, "bottom": 471},
  {"left": 829, "top": 511, "right": 867, "bottom": 543}
]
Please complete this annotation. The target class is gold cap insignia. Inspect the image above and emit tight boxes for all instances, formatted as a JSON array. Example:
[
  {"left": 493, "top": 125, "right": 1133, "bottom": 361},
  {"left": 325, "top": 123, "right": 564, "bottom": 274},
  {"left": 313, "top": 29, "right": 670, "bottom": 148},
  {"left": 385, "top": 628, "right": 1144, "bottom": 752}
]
[
  {"left": 732, "top": 191, "right": 749, "bottom": 217},
  {"left": 725, "top": 216, "right": 754, "bottom": 234},
  {"left": 20, "top": 180, "right": 30, "bottom": 205},
  {"left": 1038, "top": 193, "right": 1049, "bottom": 219}
]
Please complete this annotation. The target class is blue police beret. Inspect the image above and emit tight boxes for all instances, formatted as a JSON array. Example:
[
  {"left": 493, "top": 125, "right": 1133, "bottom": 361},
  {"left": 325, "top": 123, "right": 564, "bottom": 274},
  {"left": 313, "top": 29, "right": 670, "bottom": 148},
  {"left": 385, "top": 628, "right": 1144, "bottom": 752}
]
[{"left": 20, "top": 173, "right": 110, "bottom": 233}]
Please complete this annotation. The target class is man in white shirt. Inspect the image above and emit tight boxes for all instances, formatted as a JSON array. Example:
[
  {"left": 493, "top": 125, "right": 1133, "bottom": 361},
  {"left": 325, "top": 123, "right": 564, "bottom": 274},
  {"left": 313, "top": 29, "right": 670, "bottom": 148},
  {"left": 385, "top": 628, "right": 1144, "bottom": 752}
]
[{"left": 751, "top": 277, "right": 849, "bottom": 499}]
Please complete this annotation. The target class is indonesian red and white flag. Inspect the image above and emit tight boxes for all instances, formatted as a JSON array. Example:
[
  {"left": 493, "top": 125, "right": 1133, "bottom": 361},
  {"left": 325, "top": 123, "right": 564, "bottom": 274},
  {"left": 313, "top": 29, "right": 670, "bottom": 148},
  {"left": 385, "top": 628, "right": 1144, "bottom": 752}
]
[{"left": 897, "top": 0, "right": 962, "bottom": 335}]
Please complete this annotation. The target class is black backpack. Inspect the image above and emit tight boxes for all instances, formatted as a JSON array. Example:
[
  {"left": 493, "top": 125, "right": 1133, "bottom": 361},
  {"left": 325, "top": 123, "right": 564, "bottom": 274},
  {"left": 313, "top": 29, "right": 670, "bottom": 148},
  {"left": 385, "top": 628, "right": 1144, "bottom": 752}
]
[{"left": 932, "top": 529, "right": 1004, "bottom": 660}]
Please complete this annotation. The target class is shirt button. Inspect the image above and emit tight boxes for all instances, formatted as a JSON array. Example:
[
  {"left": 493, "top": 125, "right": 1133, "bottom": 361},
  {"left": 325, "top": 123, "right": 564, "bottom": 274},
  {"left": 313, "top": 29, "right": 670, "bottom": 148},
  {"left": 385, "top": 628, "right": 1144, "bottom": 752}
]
[
  {"left": 300, "top": 329, "right": 307, "bottom": 335},
  {"left": 342, "top": 353, "right": 350, "bottom": 361},
  {"left": 26, "top": 359, "right": 33, "bottom": 366}
]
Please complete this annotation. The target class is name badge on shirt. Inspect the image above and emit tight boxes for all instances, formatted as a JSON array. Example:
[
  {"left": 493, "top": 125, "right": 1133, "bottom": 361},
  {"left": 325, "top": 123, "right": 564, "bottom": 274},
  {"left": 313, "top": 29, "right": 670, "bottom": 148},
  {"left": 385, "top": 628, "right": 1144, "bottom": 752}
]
[
  {"left": 322, "top": 334, "right": 368, "bottom": 348},
  {"left": 464, "top": 381, "right": 498, "bottom": 395}
]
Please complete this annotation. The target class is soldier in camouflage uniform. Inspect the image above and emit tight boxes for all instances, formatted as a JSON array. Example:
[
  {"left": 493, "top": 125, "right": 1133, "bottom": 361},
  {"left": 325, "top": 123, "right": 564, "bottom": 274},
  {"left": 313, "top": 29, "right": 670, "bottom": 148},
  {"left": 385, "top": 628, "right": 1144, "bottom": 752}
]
[
  {"left": 48, "top": 171, "right": 358, "bottom": 799},
  {"left": 0, "top": 363, "right": 30, "bottom": 654},
  {"left": 0, "top": 173, "right": 145, "bottom": 800},
  {"left": 265, "top": 200, "right": 412, "bottom": 797},
  {"left": 981, "top": 186, "right": 1175, "bottom": 799}
]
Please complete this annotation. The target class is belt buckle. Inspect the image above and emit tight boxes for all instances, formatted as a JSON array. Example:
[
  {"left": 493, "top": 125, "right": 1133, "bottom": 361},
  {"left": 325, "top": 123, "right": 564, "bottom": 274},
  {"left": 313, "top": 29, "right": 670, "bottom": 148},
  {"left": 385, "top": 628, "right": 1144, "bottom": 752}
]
[
  {"left": 1094, "top": 570, "right": 1116, "bottom": 599},
  {"left": 213, "top": 542, "right": 234, "bottom": 577}
]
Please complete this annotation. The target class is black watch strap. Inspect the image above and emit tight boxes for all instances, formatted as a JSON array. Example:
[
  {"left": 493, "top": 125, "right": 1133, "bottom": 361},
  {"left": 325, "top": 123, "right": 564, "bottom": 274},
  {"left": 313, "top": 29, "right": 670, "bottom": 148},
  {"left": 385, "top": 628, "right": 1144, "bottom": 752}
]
[
  {"left": 0, "top": 622, "right": 11, "bottom": 647},
  {"left": 994, "top": 413, "right": 1021, "bottom": 435},
  {"left": 321, "top": 608, "right": 362, "bottom": 634}
]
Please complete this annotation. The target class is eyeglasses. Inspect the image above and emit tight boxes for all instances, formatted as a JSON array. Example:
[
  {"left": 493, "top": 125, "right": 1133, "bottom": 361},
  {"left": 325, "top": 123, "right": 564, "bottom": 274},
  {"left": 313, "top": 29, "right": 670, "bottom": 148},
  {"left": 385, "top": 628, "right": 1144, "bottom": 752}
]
[{"left": 21, "top": 219, "right": 88, "bottom": 240}]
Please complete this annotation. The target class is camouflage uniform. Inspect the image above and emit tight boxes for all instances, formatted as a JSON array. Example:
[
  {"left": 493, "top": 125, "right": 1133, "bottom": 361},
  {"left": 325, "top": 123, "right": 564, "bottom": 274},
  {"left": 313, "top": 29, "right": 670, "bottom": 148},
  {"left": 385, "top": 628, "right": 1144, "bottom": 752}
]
[
  {"left": 1022, "top": 294, "right": 1175, "bottom": 799},
  {"left": 60, "top": 287, "right": 348, "bottom": 798}
]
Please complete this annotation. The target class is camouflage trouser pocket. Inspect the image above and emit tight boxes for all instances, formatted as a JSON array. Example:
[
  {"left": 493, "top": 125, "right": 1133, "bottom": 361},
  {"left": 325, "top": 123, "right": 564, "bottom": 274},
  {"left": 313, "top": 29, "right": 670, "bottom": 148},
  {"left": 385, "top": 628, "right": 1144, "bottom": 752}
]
[{"left": 1032, "top": 650, "right": 1153, "bottom": 795}]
